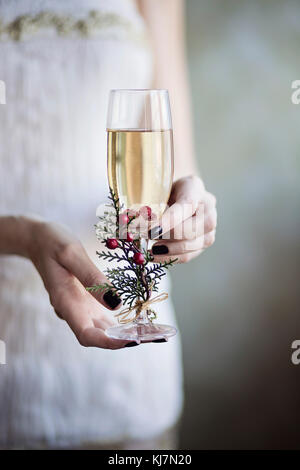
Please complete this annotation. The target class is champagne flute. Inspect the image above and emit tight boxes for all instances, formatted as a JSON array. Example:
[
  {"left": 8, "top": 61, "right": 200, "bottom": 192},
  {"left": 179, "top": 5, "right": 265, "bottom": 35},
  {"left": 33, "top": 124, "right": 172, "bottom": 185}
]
[{"left": 105, "top": 89, "right": 177, "bottom": 343}]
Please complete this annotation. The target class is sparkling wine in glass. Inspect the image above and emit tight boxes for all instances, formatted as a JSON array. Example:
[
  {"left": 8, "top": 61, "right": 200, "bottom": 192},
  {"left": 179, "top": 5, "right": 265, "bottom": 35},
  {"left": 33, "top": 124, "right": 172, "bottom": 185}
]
[{"left": 105, "top": 89, "right": 177, "bottom": 343}]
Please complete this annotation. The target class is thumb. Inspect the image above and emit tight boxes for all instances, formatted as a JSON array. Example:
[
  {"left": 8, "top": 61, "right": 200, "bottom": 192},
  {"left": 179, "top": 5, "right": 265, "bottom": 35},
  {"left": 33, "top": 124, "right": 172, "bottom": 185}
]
[{"left": 57, "top": 242, "right": 122, "bottom": 310}]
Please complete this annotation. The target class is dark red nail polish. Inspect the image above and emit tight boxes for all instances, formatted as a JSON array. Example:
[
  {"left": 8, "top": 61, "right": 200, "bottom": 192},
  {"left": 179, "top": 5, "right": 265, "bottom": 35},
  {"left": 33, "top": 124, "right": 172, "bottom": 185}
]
[
  {"left": 103, "top": 290, "right": 121, "bottom": 309},
  {"left": 152, "top": 245, "right": 168, "bottom": 255},
  {"left": 124, "top": 341, "right": 139, "bottom": 348}
]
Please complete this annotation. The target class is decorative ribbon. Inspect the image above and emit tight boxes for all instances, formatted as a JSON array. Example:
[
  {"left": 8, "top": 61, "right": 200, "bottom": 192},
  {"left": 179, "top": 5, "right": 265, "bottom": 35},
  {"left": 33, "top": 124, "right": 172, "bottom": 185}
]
[{"left": 115, "top": 292, "right": 169, "bottom": 324}]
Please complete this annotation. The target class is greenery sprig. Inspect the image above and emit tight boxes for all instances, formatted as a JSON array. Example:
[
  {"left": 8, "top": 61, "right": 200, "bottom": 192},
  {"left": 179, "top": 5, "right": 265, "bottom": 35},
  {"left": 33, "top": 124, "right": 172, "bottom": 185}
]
[{"left": 87, "top": 188, "right": 177, "bottom": 317}]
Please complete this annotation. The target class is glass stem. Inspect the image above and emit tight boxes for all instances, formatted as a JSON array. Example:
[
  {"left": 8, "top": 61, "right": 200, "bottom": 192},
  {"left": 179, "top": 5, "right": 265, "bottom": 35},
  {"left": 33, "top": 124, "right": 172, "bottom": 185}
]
[{"left": 134, "top": 237, "right": 151, "bottom": 326}]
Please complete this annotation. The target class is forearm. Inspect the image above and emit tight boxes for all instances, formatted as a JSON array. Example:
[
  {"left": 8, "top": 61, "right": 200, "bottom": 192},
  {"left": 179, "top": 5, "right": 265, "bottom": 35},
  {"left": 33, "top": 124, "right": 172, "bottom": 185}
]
[
  {"left": 0, "top": 215, "right": 35, "bottom": 257},
  {"left": 153, "top": 6, "right": 197, "bottom": 182},
  {"left": 156, "top": 60, "right": 197, "bottom": 181},
  {"left": 139, "top": 0, "right": 198, "bottom": 180}
]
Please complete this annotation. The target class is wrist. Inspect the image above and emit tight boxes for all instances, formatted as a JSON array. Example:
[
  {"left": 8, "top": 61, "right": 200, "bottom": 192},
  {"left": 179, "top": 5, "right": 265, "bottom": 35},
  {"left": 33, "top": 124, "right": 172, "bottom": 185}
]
[
  {"left": 0, "top": 215, "right": 44, "bottom": 259},
  {"left": 17, "top": 216, "right": 37, "bottom": 258},
  {"left": 19, "top": 215, "right": 47, "bottom": 260}
]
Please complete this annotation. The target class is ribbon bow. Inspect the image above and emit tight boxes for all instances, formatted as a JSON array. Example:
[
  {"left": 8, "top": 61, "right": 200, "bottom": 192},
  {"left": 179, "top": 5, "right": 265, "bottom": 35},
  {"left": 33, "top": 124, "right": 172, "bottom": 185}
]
[{"left": 115, "top": 292, "right": 169, "bottom": 324}]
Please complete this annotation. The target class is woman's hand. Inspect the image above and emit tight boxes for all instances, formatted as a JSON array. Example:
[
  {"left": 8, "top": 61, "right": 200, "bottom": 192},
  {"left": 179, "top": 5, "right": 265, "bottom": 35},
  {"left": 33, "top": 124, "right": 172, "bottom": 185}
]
[
  {"left": 150, "top": 176, "right": 217, "bottom": 263},
  {"left": 24, "top": 219, "right": 130, "bottom": 350}
]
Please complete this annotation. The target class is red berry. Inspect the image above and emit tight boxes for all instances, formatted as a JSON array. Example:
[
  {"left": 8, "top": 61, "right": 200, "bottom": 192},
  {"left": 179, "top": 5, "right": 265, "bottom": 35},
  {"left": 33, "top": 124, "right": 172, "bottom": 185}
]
[
  {"left": 119, "top": 213, "right": 129, "bottom": 225},
  {"left": 139, "top": 206, "right": 152, "bottom": 220},
  {"left": 133, "top": 252, "right": 145, "bottom": 265},
  {"left": 126, "top": 232, "right": 134, "bottom": 242},
  {"left": 106, "top": 238, "right": 118, "bottom": 249}
]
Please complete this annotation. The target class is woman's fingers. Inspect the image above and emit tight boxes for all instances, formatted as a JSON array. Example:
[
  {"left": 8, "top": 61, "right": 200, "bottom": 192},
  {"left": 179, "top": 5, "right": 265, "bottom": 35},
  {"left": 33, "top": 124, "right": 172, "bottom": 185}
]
[
  {"left": 203, "top": 230, "right": 216, "bottom": 248},
  {"left": 152, "top": 238, "right": 204, "bottom": 256},
  {"left": 204, "top": 206, "right": 217, "bottom": 234},
  {"left": 78, "top": 325, "right": 128, "bottom": 350},
  {"left": 150, "top": 199, "right": 196, "bottom": 239},
  {"left": 49, "top": 270, "right": 128, "bottom": 349},
  {"left": 152, "top": 249, "right": 203, "bottom": 264},
  {"left": 148, "top": 177, "right": 203, "bottom": 238},
  {"left": 31, "top": 222, "right": 134, "bottom": 350},
  {"left": 56, "top": 240, "right": 122, "bottom": 310},
  {"left": 166, "top": 205, "right": 217, "bottom": 241},
  {"left": 149, "top": 177, "right": 216, "bottom": 240},
  {"left": 151, "top": 229, "right": 216, "bottom": 263}
]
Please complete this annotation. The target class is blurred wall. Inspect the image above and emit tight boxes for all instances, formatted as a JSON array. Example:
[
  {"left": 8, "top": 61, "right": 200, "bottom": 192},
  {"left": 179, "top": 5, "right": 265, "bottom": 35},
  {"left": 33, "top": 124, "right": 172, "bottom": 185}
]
[{"left": 172, "top": 0, "right": 300, "bottom": 449}]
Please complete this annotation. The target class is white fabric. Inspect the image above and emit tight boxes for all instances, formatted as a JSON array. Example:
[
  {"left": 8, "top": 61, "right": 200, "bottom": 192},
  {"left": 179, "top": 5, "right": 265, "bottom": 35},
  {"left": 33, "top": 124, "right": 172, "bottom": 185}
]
[{"left": 0, "top": 0, "right": 183, "bottom": 448}]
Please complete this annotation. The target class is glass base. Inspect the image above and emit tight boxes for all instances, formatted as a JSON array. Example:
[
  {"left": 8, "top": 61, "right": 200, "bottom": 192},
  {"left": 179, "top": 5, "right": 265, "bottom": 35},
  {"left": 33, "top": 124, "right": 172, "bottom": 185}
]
[{"left": 105, "top": 322, "right": 177, "bottom": 344}]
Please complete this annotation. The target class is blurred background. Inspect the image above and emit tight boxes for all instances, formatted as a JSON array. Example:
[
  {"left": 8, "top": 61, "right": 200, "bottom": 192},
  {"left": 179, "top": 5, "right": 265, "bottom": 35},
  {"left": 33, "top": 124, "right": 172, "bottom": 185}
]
[{"left": 172, "top": 0, "right": 300, "bottom": 449}]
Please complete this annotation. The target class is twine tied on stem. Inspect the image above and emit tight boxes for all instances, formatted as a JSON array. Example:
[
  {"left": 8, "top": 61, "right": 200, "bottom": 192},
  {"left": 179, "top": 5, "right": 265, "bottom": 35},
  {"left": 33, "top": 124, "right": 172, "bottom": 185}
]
[{"left": 114, "top": 292, "right": 168, "bottom": 324}]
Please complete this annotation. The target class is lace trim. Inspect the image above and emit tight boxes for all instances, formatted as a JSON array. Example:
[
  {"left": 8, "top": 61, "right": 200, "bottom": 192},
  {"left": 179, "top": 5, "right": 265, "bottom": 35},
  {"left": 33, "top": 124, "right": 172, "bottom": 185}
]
[{"left": 0, "top": 10, "right": 147, "bottom": 43}]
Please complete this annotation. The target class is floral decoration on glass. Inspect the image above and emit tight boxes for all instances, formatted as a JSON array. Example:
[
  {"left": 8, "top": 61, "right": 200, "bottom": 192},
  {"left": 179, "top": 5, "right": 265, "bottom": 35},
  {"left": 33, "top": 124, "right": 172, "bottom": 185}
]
[{"left": 86, "top": 188, "right": 178, "bottom": 343}]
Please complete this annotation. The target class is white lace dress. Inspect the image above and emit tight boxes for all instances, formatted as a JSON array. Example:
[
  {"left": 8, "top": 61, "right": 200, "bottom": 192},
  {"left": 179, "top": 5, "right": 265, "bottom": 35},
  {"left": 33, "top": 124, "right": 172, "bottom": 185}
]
[{"left": 0, "top": 0, "right": 183, "bottom": 448}]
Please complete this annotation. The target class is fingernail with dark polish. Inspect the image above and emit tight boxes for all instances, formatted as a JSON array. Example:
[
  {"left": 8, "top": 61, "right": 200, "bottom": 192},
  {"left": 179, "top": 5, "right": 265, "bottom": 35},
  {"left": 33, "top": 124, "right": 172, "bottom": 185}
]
[
  {"left": 152, "top": 245, "right": 168, "bottom": 255},
  {"left": 152, "top": 338, "right": 167, "bottom": 343},
  {"left": 124, "top": 342, "right": 139, "bottom": 348},
  {"left": 103, "top": 290, "right": 121, "bottom": 309},
  {"left": 148, "top": 226, "right": 163, "bottom": 240}
]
